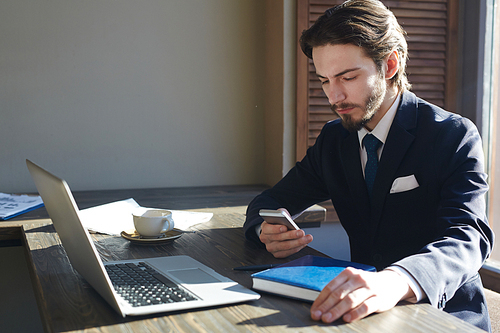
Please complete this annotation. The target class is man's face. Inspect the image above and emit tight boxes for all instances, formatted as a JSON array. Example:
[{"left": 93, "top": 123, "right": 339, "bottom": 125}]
[{"left": 312, "top": 44, "right": 390, "bottom": 132}]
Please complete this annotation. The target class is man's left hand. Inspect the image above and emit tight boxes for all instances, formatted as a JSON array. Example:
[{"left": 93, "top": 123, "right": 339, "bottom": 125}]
[{"left": 310, "top": 268, "right": 415, "bottom": 323}]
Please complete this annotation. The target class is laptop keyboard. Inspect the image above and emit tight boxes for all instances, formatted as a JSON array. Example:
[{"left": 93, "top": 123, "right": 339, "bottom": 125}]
[{"left": 105, "top": 262, "right": 198, "bottom": 307}]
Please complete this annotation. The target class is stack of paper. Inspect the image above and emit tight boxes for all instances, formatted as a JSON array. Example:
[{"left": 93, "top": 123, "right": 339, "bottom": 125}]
[
  {"left": 0, "top": 193, "right": 44, "bottom": 220},
  {"left": 78, "top": 198, "right": 213, "bottom": 236}
]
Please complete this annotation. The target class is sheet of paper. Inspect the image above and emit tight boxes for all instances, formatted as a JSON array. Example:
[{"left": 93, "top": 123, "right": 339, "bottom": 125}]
[
  {"left": 79, "top": 198, "right": 213, "bottom": 236},
  {"left": 0, "top": 193, "right": 44, "bottom": 220}
]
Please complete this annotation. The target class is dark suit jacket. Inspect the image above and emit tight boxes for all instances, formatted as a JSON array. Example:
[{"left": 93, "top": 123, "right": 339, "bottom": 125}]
[{"left": 244, "top": 91, "right": 494, "bottom": 331}]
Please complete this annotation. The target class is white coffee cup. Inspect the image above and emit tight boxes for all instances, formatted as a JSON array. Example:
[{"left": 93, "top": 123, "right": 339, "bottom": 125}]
[{"left": 132, "top": 209, "right": 175, "bottom": 238}]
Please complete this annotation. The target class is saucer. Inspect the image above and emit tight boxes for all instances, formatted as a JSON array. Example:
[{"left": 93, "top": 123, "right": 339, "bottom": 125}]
[{"left": 120, "top": 228, "right": 183, "bottom": 245}]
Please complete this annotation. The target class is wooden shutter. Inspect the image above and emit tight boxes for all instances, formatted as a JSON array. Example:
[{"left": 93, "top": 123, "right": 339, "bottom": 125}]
[{"left": 296, "top": 0, "right": 458, "bottom": 160}]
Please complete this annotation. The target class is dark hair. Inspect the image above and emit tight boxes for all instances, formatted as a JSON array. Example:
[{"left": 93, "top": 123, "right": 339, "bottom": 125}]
[{"left": 299, "top": 0, "right": 410, "bottom": 91}]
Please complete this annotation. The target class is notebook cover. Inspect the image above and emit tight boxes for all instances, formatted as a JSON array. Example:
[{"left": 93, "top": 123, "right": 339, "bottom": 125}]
[{"left": 252, "top": 255, "right": 376, "bottom": 292}]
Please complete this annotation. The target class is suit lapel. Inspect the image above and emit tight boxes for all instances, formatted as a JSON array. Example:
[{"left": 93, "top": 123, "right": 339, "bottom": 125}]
[
  {"left": 340, "top": 130, "right": 371, "bottom": 222},
  {"left": 370, "top": 91, "right": 417, "bottom": 226}
]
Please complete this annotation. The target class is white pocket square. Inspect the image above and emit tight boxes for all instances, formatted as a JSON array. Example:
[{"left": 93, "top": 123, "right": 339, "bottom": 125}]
[{"left": 390, "top": 175, "right": 419, "bottom": 194}]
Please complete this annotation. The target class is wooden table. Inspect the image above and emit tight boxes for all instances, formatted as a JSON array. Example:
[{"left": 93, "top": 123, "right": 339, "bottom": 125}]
[{"left": 3, "top": 185, "right": 484, "bottom": 332}]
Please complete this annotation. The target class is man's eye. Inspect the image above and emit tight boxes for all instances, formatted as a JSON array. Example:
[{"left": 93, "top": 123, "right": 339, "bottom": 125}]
[
  {"left": 320, "top": 80, "right": 329, "bottom": 85},
  {"left": 343, "top": 76, "right": 356, "bottom": 81}
]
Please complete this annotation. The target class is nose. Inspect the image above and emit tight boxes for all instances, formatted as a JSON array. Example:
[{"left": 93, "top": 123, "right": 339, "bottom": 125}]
[{"left": 324, "top": 83, "right": 346, "bottom": 106}]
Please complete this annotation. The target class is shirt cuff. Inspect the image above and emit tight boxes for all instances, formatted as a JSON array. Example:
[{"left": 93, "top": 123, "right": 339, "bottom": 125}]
[
  {"left": 386, "top": 266, "right": 425, "bottom": 303},
  {"left": 255, "top": 224, "right": 262, "bottom": 238}
]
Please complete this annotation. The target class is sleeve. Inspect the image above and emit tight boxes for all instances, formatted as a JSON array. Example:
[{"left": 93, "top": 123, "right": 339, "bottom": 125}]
[
  {"left": 243, "top": 124, "right": 334, "bottom": 243},
  {"left": 392, "top": 117, "right": 494, "bottom": 309}
]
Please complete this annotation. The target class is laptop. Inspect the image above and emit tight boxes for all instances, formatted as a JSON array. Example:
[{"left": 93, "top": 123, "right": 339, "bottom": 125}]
[{"left": 26, "top": 159, "right": 260, "bottom": 317}]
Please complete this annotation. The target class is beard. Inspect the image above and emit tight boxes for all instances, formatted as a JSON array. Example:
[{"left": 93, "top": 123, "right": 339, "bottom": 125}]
[{"left": 331, "top": 73, "right": 386, "bottom": 132}]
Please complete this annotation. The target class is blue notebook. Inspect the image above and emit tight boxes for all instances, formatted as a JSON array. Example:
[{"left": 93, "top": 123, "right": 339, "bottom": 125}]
[{"left": 251, "top": 255, "right": 376, "bottom": 302}]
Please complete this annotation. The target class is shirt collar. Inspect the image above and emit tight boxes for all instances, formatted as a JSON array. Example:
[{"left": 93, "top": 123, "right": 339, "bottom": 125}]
[{"left": 358, "top": 93, "right": 401, "bottom": 146}]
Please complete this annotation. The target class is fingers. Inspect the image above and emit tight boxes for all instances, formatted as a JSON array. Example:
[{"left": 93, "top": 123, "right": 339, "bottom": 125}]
[
  {"left": 261, "top": 221, "right": 304, "bottom": 240},
  {"left": 259, "top": 222, "right": 313, "bottom": 258},
  {"left": 311, "top": 268, "right": 361, "bottom": 322},
  {"left": 343, "top": 295, "right": 377, "bottom": 322},
  {"left": 267, "top": 237, "right": 312, "bottom": 258},
  {"left": 311, "top": 268, "right": 376, "bottom": 323},
  {"left": 314, "top": 287, "right": 374, "bottom": 323},
  {"left": 310, "top": 268, "right": 412, "bottom": 324}
]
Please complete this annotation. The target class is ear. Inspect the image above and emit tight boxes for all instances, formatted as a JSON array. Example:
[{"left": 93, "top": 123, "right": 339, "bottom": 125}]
[{"left": 385, "top": 50, "right": 399, "bottom": 80}]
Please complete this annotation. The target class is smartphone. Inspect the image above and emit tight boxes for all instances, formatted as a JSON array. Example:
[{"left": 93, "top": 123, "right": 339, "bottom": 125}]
[{"left": 259, "top": 209, "right": 300, "bottom": 230}]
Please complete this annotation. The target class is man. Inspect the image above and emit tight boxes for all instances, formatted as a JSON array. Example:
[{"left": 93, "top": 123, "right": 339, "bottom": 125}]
[{"left": 243, "top": 0, "right": 494, "bottom": 331}]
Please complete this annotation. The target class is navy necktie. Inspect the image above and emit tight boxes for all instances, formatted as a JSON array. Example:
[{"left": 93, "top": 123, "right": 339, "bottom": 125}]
[{"left": 363, "top": 134, "right": 382, "bottom": 196}]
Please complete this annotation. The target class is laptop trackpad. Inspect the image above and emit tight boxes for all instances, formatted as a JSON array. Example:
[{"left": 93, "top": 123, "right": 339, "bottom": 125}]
[{"left": 169, "top": 268, "right": 221, "bottom": 284}]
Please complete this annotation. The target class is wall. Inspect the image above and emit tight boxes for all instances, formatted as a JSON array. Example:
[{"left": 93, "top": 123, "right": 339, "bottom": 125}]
[
  {"left": 262, "top": 0, "right": 297, "bottom": 188},
  {"left": 0, "top": 0, "right": 274, "bottom": 192},
  {"left": 263, "top": 0, "right": 286, "bottom": 187}
]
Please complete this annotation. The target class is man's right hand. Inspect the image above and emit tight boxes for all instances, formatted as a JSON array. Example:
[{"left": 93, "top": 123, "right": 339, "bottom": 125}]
[{"left": 259, "top": 220, "right": 313, "bottom": 258}]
